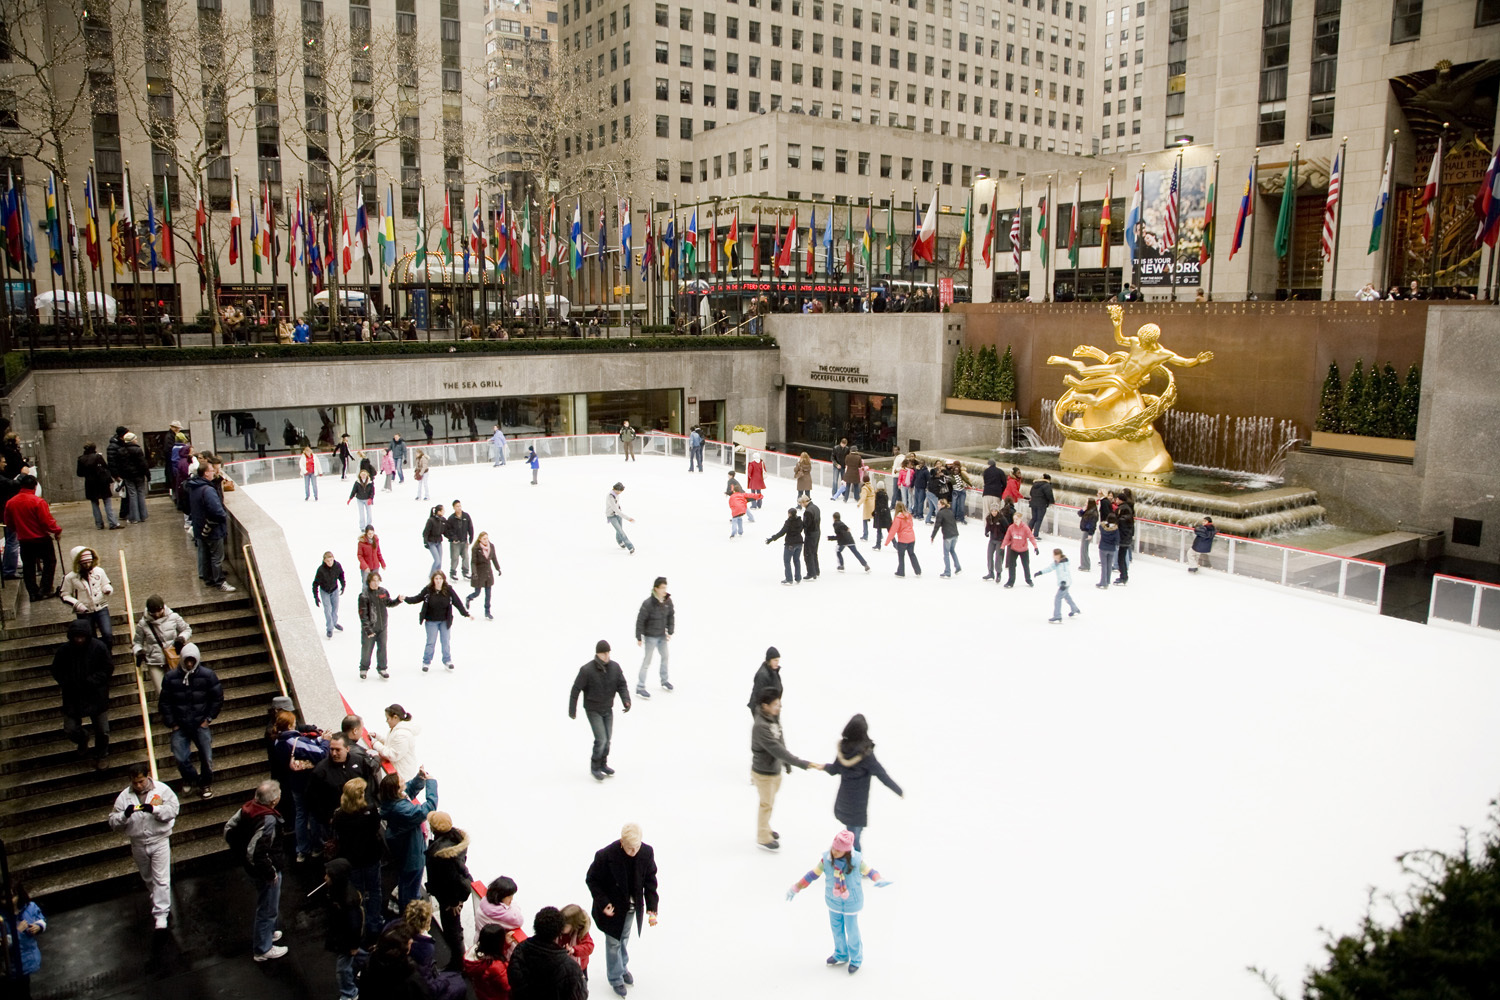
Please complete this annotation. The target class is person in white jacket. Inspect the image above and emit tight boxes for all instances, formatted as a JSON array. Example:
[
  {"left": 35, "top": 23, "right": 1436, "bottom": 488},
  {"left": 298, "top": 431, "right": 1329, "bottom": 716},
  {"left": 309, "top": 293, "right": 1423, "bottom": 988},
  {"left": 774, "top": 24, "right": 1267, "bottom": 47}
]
[
  {"left": 60, "top": 546, "right": 114, "bottom": 645},
  {"left": 132, "top": 596, "right": 193, "bottom": 694},
  {"left": 371, "top": 704, "right": 422, "bottom": 784},
  {"left": 108, "top": 765, "right": 180, "bottom": 930},
  {"left": 605, "top": 483, "right": 636, "bottom": 554}
]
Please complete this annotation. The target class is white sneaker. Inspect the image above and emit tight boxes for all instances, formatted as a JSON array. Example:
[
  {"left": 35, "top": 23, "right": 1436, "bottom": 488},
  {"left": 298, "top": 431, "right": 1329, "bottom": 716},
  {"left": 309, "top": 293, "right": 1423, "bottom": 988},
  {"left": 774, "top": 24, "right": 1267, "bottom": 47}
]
[
  {"left": 254, "top": 944, "right": 288, "bottom": 961},
  {"left": 154, "top": 914, "right": 169, "bottom": 930},
  {"left": 216, "top": 582, "right": 237, "bottom": 592}
]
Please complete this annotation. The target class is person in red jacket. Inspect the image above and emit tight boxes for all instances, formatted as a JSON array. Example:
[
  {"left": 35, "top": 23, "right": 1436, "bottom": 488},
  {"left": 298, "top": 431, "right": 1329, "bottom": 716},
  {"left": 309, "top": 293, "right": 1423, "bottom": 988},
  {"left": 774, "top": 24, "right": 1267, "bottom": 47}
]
[
  {"left": 463, "top": 924, "right": 512, "bottom": 1000},
  {"left": 355, "top": 526, "right": 385, "bottom": 586},
  {"left": 1001, "top": 467, "right": 1024, "bottom": 504},
  {"left": 727, "top": 489, "right": 763, "bottom": 538},
  {"left": 745, "top": 452, "right": 767, "bottom": 513},
  {"left": 559, "top": 904, "right": 595, "bottom": 972},
  {"left": 3, "top": 475, "right": 62, "bottom": 601},
  {"left": 1000, "top": 514, "right": 1040, "bottom": 588}
]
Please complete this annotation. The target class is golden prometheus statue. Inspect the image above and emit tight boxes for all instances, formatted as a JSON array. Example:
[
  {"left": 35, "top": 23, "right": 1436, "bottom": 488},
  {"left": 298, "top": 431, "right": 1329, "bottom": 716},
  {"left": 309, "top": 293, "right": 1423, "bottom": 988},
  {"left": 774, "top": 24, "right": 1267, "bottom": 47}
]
[{"left": 1046, "top": 304, "right": 1213, "bottom": 482}]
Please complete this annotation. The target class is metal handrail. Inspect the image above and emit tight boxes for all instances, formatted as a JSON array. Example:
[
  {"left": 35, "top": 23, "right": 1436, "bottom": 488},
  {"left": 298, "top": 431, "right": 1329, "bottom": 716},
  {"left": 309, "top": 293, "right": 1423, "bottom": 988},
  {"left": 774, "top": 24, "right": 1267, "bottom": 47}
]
[
  {"left": 241, "top": 543, "right": 290, "bottom": 698},
  {"left": 118, "top": 551, "right": 160, "bottom": 782}
]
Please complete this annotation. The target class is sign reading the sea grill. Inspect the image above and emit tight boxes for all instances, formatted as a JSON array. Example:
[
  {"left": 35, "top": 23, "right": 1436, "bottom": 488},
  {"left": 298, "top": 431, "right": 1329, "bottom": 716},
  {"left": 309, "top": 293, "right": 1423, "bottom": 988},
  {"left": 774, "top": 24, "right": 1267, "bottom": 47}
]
[{"left": 810, "top": 364, "right": 870, "bottom": 384}]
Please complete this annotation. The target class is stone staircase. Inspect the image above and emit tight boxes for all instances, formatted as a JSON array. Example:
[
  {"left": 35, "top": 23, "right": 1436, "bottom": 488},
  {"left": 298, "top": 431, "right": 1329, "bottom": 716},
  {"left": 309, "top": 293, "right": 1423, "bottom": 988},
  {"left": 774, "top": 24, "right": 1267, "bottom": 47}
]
[{"left": 0, "top": 594, "right": 284, "bottom": 897}]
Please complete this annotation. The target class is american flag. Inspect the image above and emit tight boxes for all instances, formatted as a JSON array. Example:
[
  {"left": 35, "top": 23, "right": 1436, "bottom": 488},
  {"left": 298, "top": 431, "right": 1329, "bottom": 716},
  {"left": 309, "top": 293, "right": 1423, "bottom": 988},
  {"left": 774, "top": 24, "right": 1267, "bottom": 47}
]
[
  {"left": 1320, "top": 152, "right": 1342, "bottom": 262},
  {"left": 1163, "top": 163, "right": 1179, "bottom": 249},
  {"left": 1009, "top": 209, "right": 1022, "bottom": 271}
]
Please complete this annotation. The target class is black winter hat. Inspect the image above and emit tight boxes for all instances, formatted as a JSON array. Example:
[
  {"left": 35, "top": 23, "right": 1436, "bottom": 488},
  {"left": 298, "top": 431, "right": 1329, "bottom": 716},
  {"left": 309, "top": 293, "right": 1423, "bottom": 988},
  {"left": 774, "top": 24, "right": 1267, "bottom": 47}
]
[
  {"left": 596, "top": 639, "right": 611, "bottom": 653},
  {"left": 765, "top": 646, "right": 780, "bottom": 661}
]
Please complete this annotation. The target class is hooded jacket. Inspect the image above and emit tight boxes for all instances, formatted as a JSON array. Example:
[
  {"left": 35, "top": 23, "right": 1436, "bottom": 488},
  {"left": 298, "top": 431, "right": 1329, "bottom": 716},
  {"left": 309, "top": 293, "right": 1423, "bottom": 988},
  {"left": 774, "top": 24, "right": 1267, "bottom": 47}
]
[
  {"left": 508, "top": 935, "right": 588, "bottom": 1000},
  {"left": 77, "top": 450, "right": 115, "bottom": 500},
  {"left": 61, "top": 549, "right": 113, "bottom": 613},
  {"left": 158, "top": 645, "right": 223, "bottom": 728},
  {"left": 823, "top": 741, "right": 903, "bottom": 828},
  {"left": 50, "top": 620, "right": 115, "bottom": 717},
  {"left": 1035, "top": 557, "right": 1074, "bottom": 587},
  {"left": 108, "top": 779, "right": 180, "bottom": 845},
  {"left": 185, "top": 475, "right": 228, "bottom": 540},
  {"left": 118, "top": 440, "right": 149, "bottom": 479},
  {"left": 349, "top": 478, "right": 375, "bottom": 503},
  {"left": 133, "top": 607, "right": 192, "bottom": 668},
  {"left": 356, "top": 534, "right": 385, "bottom": 570},
  {"left": 1030, "top": 479, "right": 1056, "bottom": 509},
  {"left": 634, "top": 592, "right": 675, "bottom": 640},
  {"left": 872, "top": 490, "right": 892, "bottom": 529},
  {"left": 424, "top": 827, "right": 475, "bottom": 907},
  {"left": 224, "top": 799, "right": 283, "bottom": 882}
]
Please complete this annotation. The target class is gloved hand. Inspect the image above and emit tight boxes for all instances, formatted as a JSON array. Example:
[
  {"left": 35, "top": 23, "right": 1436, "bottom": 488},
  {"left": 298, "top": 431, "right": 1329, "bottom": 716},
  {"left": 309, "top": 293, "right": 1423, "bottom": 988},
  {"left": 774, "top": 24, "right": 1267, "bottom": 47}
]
[
  {"left": 122, "top": 804, "right": 136, "bottom": 816},
  {"left": 135, "top": 650, "right": 147, "bottom": 668},
  {"left": 875, "top": 880, "right": 893, "bottom": 888},
  {"left": 785, "top": 888, "right": 797, "bottom": 901},
  {"left": 568, "top": 712, "right": 576, "bottom": 721},
  {"left": 140, "top": 803, "right": 154, "bottom": 813},
  {"left": 765, "top": 538, "right": 772, "bottom": 545}
]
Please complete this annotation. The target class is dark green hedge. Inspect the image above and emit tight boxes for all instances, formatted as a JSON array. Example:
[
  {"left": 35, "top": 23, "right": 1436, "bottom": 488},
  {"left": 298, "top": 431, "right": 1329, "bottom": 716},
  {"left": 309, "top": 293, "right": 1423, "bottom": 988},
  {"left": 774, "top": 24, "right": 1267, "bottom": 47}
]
[{"left": 7, "top": 335, "right": 778, "bottom": 372}]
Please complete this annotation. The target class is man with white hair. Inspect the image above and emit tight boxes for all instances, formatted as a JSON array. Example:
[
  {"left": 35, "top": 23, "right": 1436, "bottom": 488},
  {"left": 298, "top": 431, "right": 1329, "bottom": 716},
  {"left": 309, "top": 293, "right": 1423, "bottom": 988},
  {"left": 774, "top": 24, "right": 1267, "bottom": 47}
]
[
  {"left": 108, "top": 764, "right": 180, "bottom": 930},
  {"left": 585, "top": 823, "right": 660, "bottom": 998}
]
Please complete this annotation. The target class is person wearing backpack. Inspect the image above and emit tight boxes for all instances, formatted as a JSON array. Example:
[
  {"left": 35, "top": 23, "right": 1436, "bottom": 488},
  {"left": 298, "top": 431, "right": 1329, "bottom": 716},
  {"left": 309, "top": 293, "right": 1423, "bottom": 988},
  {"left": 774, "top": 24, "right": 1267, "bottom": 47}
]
[{"left": 269, "top": 710, "right": 331, "bottom": 863}]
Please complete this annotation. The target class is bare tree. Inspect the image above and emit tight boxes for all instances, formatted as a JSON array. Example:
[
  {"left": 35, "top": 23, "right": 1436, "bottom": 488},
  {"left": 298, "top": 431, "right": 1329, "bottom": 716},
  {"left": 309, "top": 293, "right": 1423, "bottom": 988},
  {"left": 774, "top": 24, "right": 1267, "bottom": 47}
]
[
  {"left": 0, "top": 0, "right": 99, "bottom": 332},
  {"left": 276, "top": 8, "right": 435, "bottom": 331}
]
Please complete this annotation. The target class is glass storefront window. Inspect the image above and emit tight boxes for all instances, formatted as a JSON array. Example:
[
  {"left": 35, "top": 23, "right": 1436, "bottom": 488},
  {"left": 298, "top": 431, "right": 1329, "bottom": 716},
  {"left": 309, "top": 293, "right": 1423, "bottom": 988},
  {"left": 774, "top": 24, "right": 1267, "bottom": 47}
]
[
  {"left": 583, "top": 389, "right": 683, "bottom": 435},
  {"left": 785, "top": 386, "right": 898, "bottom": 457}
]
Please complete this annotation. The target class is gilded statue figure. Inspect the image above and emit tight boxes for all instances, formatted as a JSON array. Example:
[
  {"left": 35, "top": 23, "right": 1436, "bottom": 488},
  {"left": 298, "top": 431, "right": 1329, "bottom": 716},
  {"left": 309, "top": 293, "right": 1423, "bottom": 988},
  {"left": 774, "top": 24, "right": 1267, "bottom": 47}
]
[{"left": 1046, "top": 305, "right": 1213, "bottom": 480}]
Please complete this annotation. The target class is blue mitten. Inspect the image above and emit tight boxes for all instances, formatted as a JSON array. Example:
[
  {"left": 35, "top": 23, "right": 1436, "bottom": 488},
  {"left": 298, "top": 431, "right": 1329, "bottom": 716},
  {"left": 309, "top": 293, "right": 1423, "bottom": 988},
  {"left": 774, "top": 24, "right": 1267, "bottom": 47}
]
[{"left": 875, "top": 880, "right": 893, "bottom": 888}]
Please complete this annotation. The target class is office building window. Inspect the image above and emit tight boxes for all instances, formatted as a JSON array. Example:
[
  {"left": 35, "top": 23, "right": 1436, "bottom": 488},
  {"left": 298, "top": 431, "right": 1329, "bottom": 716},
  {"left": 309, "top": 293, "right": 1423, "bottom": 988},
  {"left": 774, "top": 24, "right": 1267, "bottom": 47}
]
[{"left": 1391, "top": 0, "right": 1422, "bottom": 40}]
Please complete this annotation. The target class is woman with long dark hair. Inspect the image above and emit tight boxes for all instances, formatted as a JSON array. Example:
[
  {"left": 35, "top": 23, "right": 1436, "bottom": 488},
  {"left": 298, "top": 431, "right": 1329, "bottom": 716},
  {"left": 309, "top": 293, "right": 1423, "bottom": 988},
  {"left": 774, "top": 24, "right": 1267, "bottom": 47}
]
[
  {"left": 820, "top": 715, "right": 903, "bottom": 851},
  {"left": 404, "top": 570, "right": 469, "bottom": 672}
]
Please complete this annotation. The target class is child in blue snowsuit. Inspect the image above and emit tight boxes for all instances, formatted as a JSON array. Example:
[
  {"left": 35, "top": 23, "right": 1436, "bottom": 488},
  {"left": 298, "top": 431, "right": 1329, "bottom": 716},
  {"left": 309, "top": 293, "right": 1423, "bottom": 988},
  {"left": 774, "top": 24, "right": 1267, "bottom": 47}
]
[
  {"left": 786, "top": 829, "right": 892, "bottom": 974},
  {"left": 1036, "top": 548, "right": 1081, "bottom": 622}
]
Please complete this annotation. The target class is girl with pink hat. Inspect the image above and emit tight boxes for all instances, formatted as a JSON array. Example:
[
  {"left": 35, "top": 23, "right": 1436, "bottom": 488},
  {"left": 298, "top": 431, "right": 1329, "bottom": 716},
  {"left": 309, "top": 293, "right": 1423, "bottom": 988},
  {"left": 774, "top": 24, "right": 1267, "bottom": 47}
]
[{"left": 785, "top": 829, "right": 893, "bottom": 975}]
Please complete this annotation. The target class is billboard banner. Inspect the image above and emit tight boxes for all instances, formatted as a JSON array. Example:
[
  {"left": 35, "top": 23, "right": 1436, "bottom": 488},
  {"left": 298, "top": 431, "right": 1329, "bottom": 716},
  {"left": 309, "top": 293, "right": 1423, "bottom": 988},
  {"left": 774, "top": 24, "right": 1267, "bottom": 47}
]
[{"left": 1131, "top": 165, "right": 1207, "bottom": 287}]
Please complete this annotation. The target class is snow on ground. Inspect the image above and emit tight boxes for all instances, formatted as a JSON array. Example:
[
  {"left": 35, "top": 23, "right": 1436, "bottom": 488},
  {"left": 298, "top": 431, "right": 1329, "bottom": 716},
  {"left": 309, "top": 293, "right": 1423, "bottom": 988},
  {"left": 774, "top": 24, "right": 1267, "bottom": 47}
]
[{"left": 246, "top": 453, "right": 1500, "bottom": 1000}]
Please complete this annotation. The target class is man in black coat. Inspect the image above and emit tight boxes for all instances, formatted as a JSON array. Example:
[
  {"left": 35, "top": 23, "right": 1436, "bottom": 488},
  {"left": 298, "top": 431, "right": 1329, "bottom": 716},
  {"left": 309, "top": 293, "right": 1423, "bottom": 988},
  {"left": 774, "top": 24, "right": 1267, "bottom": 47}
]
[
  {"left": 981, "top": 459, "right": 1007, "bottom": 500},
  {"left": 797, "top": 496, "right": 822, "bottom": 580},
  {"left": 51, "top": 618, "right": 115, "bottom": 767},
  {"left": 1027, "top": 474, "right": 1055, "bottom": 537},
  {"left": 568, "top": 640, "right": 631, "bottom": 781},
  {"left": 508, "top": 906, "right": 588, "bottom": 1000},
  {"left": 444, "top": 500, "right": 475, "bottom": 579},
  {"left": 585, "top": 824, "right": 659, "bottom": 997},
  {"left": 306, "top": 734, "right": 378, "bottom": 832},
  {"left": 159, "top": 642, "right": 223, "bottom": 798}
]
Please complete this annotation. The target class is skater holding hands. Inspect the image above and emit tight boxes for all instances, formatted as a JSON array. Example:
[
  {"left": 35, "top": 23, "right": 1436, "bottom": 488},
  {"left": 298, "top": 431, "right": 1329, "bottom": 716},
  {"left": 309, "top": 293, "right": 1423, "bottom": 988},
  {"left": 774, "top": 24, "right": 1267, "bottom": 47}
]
[{"left": 785, "top": 829, "right": 892, "bottom": 974}]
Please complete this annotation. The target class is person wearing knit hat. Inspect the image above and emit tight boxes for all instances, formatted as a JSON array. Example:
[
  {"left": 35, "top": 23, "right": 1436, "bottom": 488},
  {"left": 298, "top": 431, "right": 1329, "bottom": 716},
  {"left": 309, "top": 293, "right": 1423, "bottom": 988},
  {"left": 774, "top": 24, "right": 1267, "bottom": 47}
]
[
  {"left": 746, "top": 647, "right": 783, "bottom": 716},
  {"left": 786, "top": 829, "right": 893, "bottom": 974},
  {"left": 569, "top": 640, "right": 631, "bottom": 781},
  {"left": 423, "top": 811, "right": 474, "bottom": 973}
]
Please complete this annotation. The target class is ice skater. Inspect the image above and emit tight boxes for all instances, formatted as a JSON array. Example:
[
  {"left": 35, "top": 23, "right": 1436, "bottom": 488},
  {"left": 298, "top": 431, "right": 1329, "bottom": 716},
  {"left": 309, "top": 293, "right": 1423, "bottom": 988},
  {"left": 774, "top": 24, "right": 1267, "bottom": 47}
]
[
  {"left": 1077, "top": 497, "right": 1098, "bottom": 572},
  {"left": 465, "top": 532, "right": 501, "bottom": 620},
  {"left": 727, "top": 486, "right": 762, "bottom": 537},
  {"left": 445, "top": 500, "right": 474, "bottom": 580},
  {"left": 422, "top": 504, "right": 446, "bottom": 575},
  {"left": 1190, "top": 516, "right": 1216, "bottom": 572},
  {"left": 619, "top": 421, "right": 637, "bottom": 461},
  {"left": 605, "top": 483, "right": 636, "bottom": 554},
  {"left": 785, "top": 829, "right": 892, "bottom": 974},
  {"left": 357, "top": 572, "right": 402, "bottom": 680},
  {"left": 982, "top": 501, "right": 1007, "bottom": 581},
  {"left": 798, "top": 496, "right": 822, "bottom": 580},
  {"left": 526, "top": 445, "right": 539, "bottom": 485},
  {"left": 334, "top": 434, "right": 354, "bottom": 479},
  {"left": 1036, "top": 548, "right": 1081, "bottom": 622},
  {"left": 871, "top": 485, "right": 891, "bottom": 549},
  {"left": 489, "top": 424, "right": 507, "bottom": 466},
  {"left": 1096, "top": 519, "right": 1119, "bottom": 589},
  {"left": 585, "top": 823, "right": 659, "bottom": 997},
  {"left": 568, "top": 640, "right": 631, "bottom": 781},
  {"left": 766, "top": 507, "right": 805, "bottom": 585},
  {"left": 827, "top": 512, "right": 869, "bottom": 572},
  {"left": 404, "top": 570, "right": 469, "bottom": 672},
  {"left": 746, "top": 451, "right": 767, "bottom": 512},
  {"left": 890, "top": 501, "right": 921, "bottom": 578},
  {"left": 1001, "top": 514, "right": 1039, "bottom": 587},
  {"left": 412, "top": 449, "right": 430, "bottom": 501},
  {"left": 820, "top": 715, "right": 902, "bottom": 851},
  {"left": 311, "top": 551, "right": 346, "bottom": 638},
  {"left": 348, "top": 471, "right": 375, "bottom": 530},
  {"left": 379, "top": 447, "right": 396, "bottom": 492},
  {"left": 302, "top": 446, "right": 319, "bottom": 500},
  {"left": 751, "top": 689, "right": 822, "bottom": 851},
  {"left": 1027, "top": 473, "right": 1054, "bottom": 536},
  {"left": 687, "top": 426, "right": 704, "bottom": 471},
  {"left": 634, "top": 576, "right": 674, "bottom": 697},
  {"left": 928, "top": 497, "right": 961, "bottom": 577}
]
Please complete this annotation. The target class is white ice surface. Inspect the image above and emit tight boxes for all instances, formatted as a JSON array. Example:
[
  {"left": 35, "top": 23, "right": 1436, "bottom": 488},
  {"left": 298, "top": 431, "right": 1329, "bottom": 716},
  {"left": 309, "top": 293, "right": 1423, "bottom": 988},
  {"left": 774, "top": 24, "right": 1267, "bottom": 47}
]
[{"left": 247, "top": 454, "right": 1500, "bottom": 1000}]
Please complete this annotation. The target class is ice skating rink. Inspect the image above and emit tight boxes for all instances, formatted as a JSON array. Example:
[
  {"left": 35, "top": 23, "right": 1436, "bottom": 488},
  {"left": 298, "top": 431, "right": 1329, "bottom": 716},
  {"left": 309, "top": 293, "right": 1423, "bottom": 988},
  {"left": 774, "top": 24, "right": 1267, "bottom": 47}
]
[{"left": 246, "top": 452, "right": 1500, "bottom": 1000}]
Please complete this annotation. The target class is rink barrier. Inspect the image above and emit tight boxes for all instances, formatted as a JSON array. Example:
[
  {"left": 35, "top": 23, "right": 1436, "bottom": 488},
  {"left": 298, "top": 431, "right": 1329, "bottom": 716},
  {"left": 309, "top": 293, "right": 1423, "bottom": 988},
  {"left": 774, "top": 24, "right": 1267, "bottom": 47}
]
[
  {"left": 1427, "top": 573, "right": 1500, "bottom": 635},
  {"left": 225, "top": 438, "right": 1384, "bottom": 612}
]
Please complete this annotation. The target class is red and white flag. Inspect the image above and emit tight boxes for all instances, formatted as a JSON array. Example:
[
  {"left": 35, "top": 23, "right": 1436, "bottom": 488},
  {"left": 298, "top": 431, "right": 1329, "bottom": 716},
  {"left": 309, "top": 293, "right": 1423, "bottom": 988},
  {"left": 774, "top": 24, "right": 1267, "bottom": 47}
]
[
  {"left": 1320, "top": 152, "right": 1342, "bottom": 262},
  {"left": 340, "top": 206, "right": 352, "bottom": 275},
  {"left": 1420, "top": 139, "right": 1442, "bottom": 243},
  {"left": 913, "top": 189, "right": 938, "bottom": 262},
  {"left": 1009, "top": 209, "right": 1022, "bottom": 271}
]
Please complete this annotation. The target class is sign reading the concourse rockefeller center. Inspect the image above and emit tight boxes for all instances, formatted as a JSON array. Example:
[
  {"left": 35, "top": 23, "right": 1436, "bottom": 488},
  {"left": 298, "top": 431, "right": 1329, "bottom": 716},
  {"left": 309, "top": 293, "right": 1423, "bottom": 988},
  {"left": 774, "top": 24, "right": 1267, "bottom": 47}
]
[{"left": 810, "top": 365, "right": 870, "bottom": 384}]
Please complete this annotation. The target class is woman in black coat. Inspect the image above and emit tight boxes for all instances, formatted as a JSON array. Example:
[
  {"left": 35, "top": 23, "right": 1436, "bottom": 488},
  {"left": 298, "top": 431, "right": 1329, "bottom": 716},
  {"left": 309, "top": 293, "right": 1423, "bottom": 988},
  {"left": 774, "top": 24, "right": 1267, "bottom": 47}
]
[
  {"left": 331, "top": 777, "right": 385, "bottom": 940},
  {"left": 871, "top": 486, "right": 893, "bottom": 550},
  {"left": 765, "top": 508, "right": 805, "bottom": 585},
  {"left": 821, "top": 714, "right": 903, "bottom": 852},
  {"left": 77, "top": 442, "right": 119, "bottom": 530},
  {"left": 404, "top": 571, "right": 469, "bottom": 672}
]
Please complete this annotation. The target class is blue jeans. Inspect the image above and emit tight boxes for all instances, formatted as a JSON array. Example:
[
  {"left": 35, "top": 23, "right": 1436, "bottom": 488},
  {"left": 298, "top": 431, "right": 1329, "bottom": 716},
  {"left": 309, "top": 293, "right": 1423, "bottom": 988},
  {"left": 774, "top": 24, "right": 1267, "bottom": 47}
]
[
  {"left": 426, "top": 542, "right": 443, "bottom": 575},
  {"left": 953, "top": 489, "right": 968, "bottom": 521},
  {"left": 638, "top": 635, "right": 669, "bottom": 688},
  {"left": 911, "top": 489, "right": 926, "bottom": 518},
  {"left": 491, "top": 444, "right": 506, "bottom": 466},
  {"left": 835, "top": 544, "right": 868, "bottom": 570},
  {"left": 2, "top": 524, "right": 17, "bottom": 577},
  {"left": 847, "top": 825, "right": 865, "bottom": 851},
  {"left": 77, "top": 607, "right": 114, "bottom": 645},
  {"left": 303, "top": 472, "right": 318, "bottom": 499},
  {"left": 320, "top": 588, "right": 339, "bottom": 633},
  {"left": 782, "top": 545, "right": 803, "bottom": 583},
  {"left": 941, "top": 536, "right": 960, "bottom": 574},
  {"left": 394, "top": 459, "right": 405, "bottom": 483},
  {"left": 1098, "top": 550, "right": 1117, "bottom": 587},
  {"left": 893, "top": 541, "right": 920, "bottom": 576},
  {"left": 688, "top": 446, "right": 703, "bottom": 471},
  {"left": 605, "top": 910, "right": 634, "bottom": 987},
  {"left": 730, "top": 515, "right": 744, "bottom": 536},
  {"left": 829, "top": 909, "right": 863, "bottom": 966},
  {"left": 350, "top": 863, "right": 382, "bottom": 938},
  {"left": 357, "top": 502, "right": 373, "bottom": 530},
  {"left": 1079, "top": 533, "right": 1093, "bottom": 571},
  {"left": 290, "top": 786, "right": 313, "bottom": 856},
  {"left": 1052, "top": 584, "right": 1080, "bottom": 619},
  {"left": 335, "top": 951, "right": 360, "bottom": 998},
  {"left": 608, "top": 515, "right": 634, "bottom": 552},
  {"left": 397, "top": 866, "right": 423, "bottom": 910},
  {"left": 422, "top": 620, "right": 452, "bottom": 666},
  {"left": 89, "top": 498, "right": 119, "bottom": 529},
  {"left": 586, "top": 709, "right": 614, "bottom": 769},
  {"left": 1029, "top": 505, "right": 1049, "bottom": 537},
  {"left": 170, "top": 724, "right": 214, "bottom": 785},
  {"left": 125, "top": 477, "right": 148, "bottom": 522},
  {"left": 253, "top": 873, "right": 282, "bottom": 955}
]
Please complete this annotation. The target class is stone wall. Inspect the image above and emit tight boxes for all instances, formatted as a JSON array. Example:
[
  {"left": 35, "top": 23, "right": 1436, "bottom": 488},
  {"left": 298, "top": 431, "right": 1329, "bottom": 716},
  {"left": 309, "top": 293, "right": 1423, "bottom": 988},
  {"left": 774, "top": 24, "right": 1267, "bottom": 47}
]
[
  {"left": 956, "top": 300, "right": 1435, "bottom": 434},
  {"left": 22, "top": 347, "right": 781, "bottom": 502}
]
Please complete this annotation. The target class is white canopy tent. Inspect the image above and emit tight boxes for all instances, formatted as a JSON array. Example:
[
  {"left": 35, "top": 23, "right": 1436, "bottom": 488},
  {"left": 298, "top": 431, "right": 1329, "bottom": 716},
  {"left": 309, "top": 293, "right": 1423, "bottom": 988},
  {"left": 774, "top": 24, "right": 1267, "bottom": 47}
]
[
  {"left": 512, "top": 293, "right": 570, "bottom": 320},
  {"left": 34, "top": 290, "right": 118, "bottom": 322}
]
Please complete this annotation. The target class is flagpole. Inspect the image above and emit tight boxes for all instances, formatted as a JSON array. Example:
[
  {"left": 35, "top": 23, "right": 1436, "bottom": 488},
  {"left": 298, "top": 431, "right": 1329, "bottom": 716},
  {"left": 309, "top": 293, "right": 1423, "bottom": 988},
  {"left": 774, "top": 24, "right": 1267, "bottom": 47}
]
[
  {"left": 1427, "top": 123, "right": 1448, "bottom": 295},
  {"left": 359, "top": 186, "right": 370, "bottom": 328},
  {"left": 1329, "top": 137, "right": 1347, "bottom": 301},
  {"left": 1288, "top": 144, "right": 1300, "bottom": 299},
  {"left": 40, "top": 179, "right": 60, "bottom": 339},
  {"left": 1015, "top": 177, "right": 1024, "bottom": 299},
  {"left": 1071, "top": 172, "right": 1081, "bottom": 298},
  {"left": 1245, "top": 150, "right": 1260, "bottom": 300},
  {"left": 1169, "top": 150, "right": 1183, "bottom": 302},
  {"left": 286, "top": 185, "right": 297, "bottom": 329},
  {"left": 71, "top": 177, "right": 97, "bottom": 345},
  {"left": 54, "top": 172, "right": 76, "bottom": 339},
  {"left": 1044, "top": 176, "right": 1053, "bottom": 303},
  {"left": 86, "top": 163, "right": 105, "bottom": 345},
  {"left": 1207, "top": 155, "right": 1221, "bottom": 301},
  {"left": 124, "top": 163, "right": 146, "bottom": 338},
  {"left": 1380, "top": 131, "right": 1398, "bottom": 294},
  {"left": 1103, "top": 168, "right": 1115, "bottom": 300}
]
